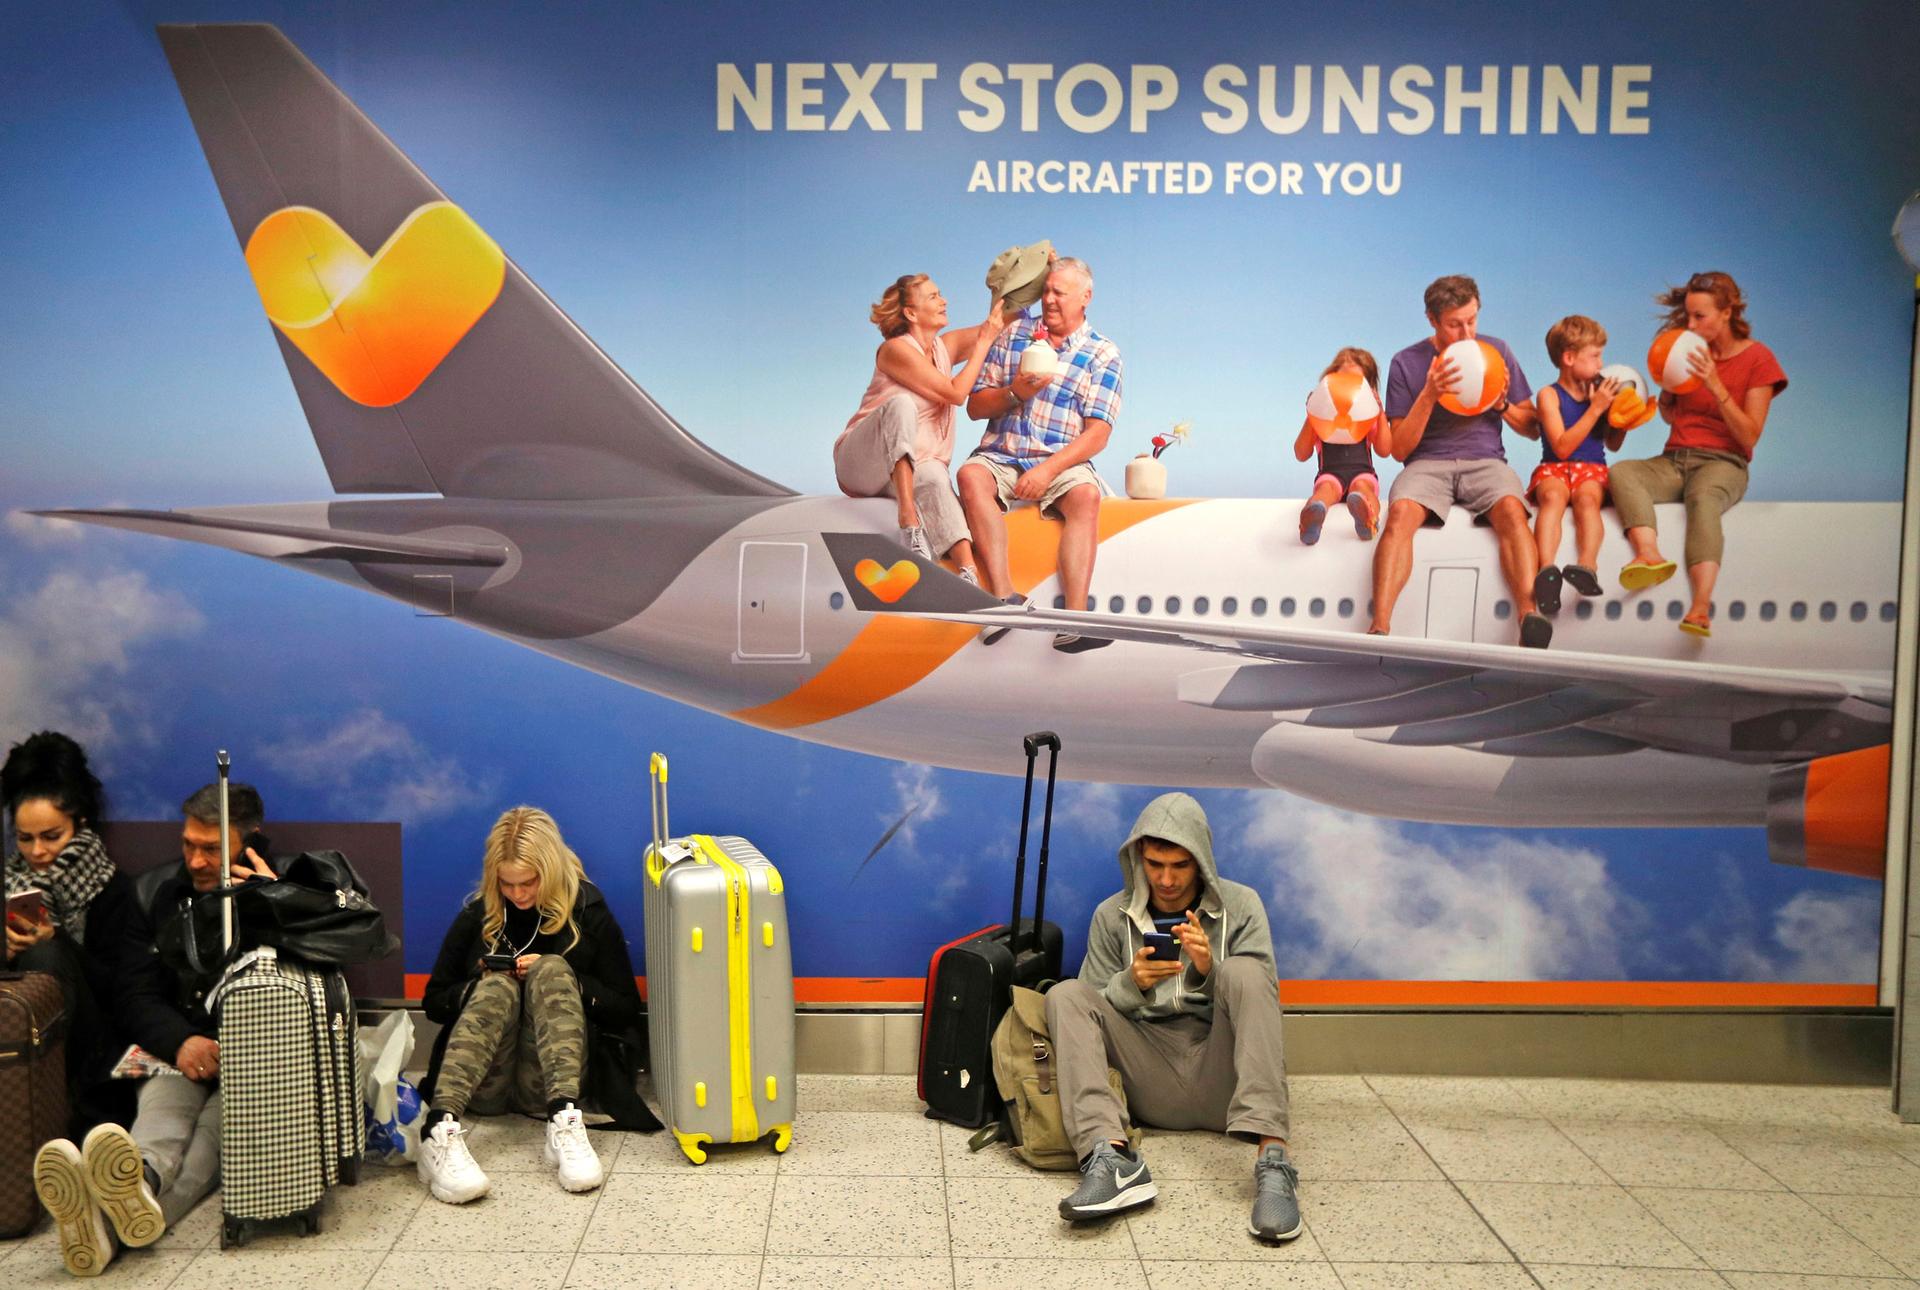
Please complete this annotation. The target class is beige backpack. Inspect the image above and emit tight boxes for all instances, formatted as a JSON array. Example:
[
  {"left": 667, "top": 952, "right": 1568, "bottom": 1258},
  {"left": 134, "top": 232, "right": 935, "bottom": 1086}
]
[{"left": 974, "top": 985, "right": 1138, "bottom": 1169}]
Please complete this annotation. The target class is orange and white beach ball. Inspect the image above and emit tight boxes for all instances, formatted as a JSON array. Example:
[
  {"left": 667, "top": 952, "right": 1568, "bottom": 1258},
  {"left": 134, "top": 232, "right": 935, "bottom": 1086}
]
[
  {"left": 1437, "top": 339, "right": 1508, "bottom": 417},
  {"left": 1647, "top": 328, "right": 1710, "bottom": 394},
  {"left": 1599, "top": 364, "right": 1647, "bottom": 399},
  {"left": 1305, "top": 370, "right": 1381, "bottom": 444}
]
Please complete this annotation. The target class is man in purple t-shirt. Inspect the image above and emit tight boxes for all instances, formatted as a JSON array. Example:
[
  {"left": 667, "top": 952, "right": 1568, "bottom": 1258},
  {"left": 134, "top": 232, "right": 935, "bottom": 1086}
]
[{"left": 1370, "top": 275, "right": 1552, "bottom": 649}]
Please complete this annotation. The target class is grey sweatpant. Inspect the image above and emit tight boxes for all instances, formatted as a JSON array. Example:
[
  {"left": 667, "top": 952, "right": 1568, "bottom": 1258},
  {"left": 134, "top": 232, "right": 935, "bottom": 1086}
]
[
  {"left": 132, "top": 1075, "right": 221, "bottom": 1230},
  {"left": 833, "top": 393, "right": 970, "bottom": 559},
  {"left": 1046, "top": 957, "right": 1291, "bottom": 1161}
]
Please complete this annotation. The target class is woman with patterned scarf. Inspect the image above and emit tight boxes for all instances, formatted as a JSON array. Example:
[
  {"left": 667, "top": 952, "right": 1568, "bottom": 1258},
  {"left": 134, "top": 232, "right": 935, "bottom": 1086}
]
[{"left": 4, "top": 731, "right": 133, "bottom": 1135}]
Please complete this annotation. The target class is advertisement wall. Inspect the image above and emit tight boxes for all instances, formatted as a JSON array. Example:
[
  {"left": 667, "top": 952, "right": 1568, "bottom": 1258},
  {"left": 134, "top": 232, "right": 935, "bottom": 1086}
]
[{"left": 6, "top": 0, "right": 1918, "bottom": 1004}]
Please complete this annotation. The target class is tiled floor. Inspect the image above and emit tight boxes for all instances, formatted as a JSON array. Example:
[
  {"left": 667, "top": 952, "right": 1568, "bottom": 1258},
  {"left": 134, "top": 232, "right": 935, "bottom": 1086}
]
[{"left": 7, "top": 1075, "right": 1920, "bottom": 1288}]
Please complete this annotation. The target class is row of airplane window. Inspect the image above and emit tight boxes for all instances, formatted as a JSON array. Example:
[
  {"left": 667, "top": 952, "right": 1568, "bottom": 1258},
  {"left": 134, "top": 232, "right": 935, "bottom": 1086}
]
[
  {"left": 823, "top": 593, "right": 1897, "bottom": 624},
  {"left": 1491, "top": 599, "right": 1898, "bottom": 625}
]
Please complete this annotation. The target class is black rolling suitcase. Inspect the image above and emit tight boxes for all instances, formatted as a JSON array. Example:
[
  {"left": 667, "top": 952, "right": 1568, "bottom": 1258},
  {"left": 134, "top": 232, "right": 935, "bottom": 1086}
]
[{"left": 918, "top": 731, "right": 1066, "bottom": 1128}]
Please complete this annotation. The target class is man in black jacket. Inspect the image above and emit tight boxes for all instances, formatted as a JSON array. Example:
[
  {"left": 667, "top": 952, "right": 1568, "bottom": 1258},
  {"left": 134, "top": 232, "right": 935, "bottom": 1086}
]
[{"left": 30, "top": 783, "right": 275, "bottom": 1277}]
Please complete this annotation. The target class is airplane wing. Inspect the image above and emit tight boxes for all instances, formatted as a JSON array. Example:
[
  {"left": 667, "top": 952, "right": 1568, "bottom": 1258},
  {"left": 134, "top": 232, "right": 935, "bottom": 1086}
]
[
  {"left": 34, "top": 507, "right": 509, "bottom": 567},
  {"left": 910, "top": 602, "right": 1890, "bottom": 766}
]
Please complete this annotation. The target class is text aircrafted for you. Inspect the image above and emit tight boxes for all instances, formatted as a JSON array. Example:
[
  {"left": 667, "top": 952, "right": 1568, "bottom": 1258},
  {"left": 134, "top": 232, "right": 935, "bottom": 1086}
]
[{"left": 963, "top": 158, "right": 1403, "bottom": 197}]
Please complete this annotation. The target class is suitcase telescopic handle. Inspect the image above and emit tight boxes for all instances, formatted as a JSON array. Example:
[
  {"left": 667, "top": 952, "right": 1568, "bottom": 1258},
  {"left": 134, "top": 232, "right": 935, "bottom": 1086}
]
[
  {"left": 1031, "top": 737, "right": 1059, "bottom": 944},
  {"left": 1009, "top": 731, "right": 1062, "bottom": 951},
  {"left": 216, "top": 750, "right": 233, "bottom": 955},
  {"left": 1023, "top": 731, "right": 1060, "bottom": 758},
  {"left": 647, "top": 752, "right": 670, "bottom": 886}
]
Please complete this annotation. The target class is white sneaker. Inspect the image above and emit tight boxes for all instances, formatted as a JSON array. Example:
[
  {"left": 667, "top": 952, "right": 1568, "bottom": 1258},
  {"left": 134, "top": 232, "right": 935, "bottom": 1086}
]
[
  {"left": 81, "top": 1124, "right": 164, "bottom": 1248},
  {"left": 418, "top": 1117, "right": 489, "bottom": 1204},
  {"left": 544, "top": 1105, "right": 604, "bottom": 1192},
  {"left": 33, "top": 1138, "right": 114, "bottom": 1277},
  {"left": 898, "top": 526, "right": 934, "bottom": 561}
]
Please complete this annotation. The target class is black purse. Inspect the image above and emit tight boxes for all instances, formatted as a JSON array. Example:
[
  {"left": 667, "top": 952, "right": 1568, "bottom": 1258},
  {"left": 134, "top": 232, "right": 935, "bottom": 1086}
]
[{"left": 162, "top": 850, "right": 397, "bottom": 974}]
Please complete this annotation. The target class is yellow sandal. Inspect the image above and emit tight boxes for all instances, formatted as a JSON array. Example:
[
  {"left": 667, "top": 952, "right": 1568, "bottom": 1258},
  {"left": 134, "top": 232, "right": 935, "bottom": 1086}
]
[{"left": 1619, "top": 559, "right": 1678, "bottom": 591}]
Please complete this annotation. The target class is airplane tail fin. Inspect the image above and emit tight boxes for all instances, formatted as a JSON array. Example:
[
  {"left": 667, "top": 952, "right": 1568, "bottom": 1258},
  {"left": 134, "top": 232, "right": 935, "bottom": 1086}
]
[{"left": 157, "top": 23, "right": 787, "bottom": 501}]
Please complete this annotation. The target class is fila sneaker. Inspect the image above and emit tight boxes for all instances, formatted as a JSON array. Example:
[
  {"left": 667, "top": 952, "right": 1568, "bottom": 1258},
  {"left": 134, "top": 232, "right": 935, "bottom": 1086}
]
[
  {"left": 418, "top": 1116, "right": 490, "bottom": 1204},
  {"left": 544, "top": 1105, "right": 604, "bottom": 1193}
]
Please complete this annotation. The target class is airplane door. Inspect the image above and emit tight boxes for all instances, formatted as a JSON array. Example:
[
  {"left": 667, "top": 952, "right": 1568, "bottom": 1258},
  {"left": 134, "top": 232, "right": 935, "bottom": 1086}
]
[
  {"left": 736, "top": 541, "right": 808, "bottom": 662},
  {"left": 1424, "top": 566, "right": 1479, "bottom": 641}
]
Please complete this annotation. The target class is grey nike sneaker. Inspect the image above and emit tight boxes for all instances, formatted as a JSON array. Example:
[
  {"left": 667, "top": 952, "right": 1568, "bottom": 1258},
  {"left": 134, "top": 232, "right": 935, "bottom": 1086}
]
[
  {"left": 899, "top": 525, "right": 934, "bottom": 560},
  {"left": 1250, "top": 1143, "right": 1302, "bottom": 1242},
  {"left": 1059, "top": 1143, "right": 1156, "bottom": 1221}
]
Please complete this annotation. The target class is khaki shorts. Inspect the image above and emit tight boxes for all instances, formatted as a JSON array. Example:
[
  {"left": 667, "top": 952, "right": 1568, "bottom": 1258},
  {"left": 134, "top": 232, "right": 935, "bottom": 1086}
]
[
  {"left": 961, "top": 454, "right": 1103, "bottom": 518},
  {"left": 1390, "top": 457, "right": 1524, "bottom": 525}
]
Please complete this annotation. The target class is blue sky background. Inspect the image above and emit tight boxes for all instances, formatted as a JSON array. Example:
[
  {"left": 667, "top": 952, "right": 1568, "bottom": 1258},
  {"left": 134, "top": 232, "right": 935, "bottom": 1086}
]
[{"left": 3, "top": 0, "right": 1916, "bottom": 985}]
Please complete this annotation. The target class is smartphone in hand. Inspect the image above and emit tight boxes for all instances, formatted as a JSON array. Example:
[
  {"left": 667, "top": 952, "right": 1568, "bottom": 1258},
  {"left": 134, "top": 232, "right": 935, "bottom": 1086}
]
[
  {"left": 1143, "top": 932, "right": 1180, "bottom": 961},
  {"left": 5, "top": 888, "right": 46, "bottom": 929},
  {"left": 481, "top": 953, "right": 520, "bottom": 973}
]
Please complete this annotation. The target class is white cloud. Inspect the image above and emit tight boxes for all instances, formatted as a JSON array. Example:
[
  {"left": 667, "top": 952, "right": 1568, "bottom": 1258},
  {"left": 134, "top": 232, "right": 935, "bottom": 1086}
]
[
  {"left": 884, "top": 762, "right": 947, "bottom": 851},
  {"left": 1235, "top": 791, "right": 1630, "bottom": 980},
  {"left": 0, "top": 565, "right": 204, "bottom": 752},
  {"left": 1723, "top": 890, "right": 1882, "bottom": 983},
  {"left": 261, "top": 708, "right": 492, "bottom": 823},
  {"left": 1057, "top": 782, "right": 1127, "bottom": 841},
  {"left": 5, "top": 511, "right": 88, "bottom": 547}
]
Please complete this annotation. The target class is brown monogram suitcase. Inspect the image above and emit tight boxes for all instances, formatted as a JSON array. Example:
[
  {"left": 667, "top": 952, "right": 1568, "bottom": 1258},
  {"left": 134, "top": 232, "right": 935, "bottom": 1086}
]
[{"left": 0, "top": 970, "right": 68, "bottom": 1238}]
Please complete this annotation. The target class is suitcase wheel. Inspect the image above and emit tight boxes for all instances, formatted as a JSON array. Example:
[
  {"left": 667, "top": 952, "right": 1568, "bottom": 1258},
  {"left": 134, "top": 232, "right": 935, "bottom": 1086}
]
[
  {"left": 221, "top": 1217, "right": 246, "bottom": 1250},
  {"left": 301, "top": 1210, "right": 321, "bottom": 1237},
  {"left": 770, "top": 1124, "right": 793, "bottom": 1154},
  {"left": 673, "top": 1130, "right": 712, "bottom": 1165}
]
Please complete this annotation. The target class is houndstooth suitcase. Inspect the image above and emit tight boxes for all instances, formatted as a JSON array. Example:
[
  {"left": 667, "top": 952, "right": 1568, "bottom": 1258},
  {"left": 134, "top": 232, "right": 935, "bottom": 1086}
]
[
  {"left": 197, "top": 752, "right": 363, "bottom": 1247},
  {"left": 212, "top": 949, "right": 363, "bottom": 1247},
  {"left": 642, "top": 753, "right": 795, "bottom": 1164}
]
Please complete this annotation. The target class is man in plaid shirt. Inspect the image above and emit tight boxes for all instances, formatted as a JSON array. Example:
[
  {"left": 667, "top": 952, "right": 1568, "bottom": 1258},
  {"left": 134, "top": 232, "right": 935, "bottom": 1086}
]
[{"left": 959, "top": 257, "right": 1123, "bottom": 654}]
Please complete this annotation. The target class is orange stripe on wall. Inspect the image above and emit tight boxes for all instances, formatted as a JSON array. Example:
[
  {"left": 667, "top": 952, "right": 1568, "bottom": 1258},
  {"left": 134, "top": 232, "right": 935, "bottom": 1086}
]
[
  {"left": 1278, "top": 981, "right": 1878, "bottom": 1008},
  {"left": 402, "top": 974, "right": 1874, "bottom": 1009},
  {"left": 732, "top": 499, "right": 1192, "bottom": 731},
  {"left": 733, "top": 617, "right": 978, "bottom": 731}
]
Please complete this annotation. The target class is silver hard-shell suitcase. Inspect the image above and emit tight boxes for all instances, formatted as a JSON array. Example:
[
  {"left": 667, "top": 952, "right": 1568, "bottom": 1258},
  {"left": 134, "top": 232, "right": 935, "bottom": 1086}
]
[{"left": 642, "top": 753, "right": 796, "bottom": 1164}]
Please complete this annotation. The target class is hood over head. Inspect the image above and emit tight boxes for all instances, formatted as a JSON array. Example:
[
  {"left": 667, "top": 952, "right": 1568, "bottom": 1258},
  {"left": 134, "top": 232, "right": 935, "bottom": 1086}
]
[{"left": 1117, "top": 791, "right": 1221, "bottom": 923}]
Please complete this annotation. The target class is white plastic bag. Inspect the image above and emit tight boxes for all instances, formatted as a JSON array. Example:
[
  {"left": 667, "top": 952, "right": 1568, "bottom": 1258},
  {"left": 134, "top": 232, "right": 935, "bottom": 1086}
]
[{"left": 358, "top": 1010, "right": 422, "bottom": 1165}]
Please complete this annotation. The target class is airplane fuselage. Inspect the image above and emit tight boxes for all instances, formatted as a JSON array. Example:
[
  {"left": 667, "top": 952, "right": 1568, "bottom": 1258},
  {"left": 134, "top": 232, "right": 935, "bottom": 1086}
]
[{"left": 276, "top": 491, "right": 1895, "bottom": 831}]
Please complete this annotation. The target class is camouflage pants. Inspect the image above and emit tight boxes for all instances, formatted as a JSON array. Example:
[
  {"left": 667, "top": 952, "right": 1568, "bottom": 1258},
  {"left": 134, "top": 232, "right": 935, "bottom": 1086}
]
[{"left": 433, "top": 954, "right": 585, "bottom": 1117}]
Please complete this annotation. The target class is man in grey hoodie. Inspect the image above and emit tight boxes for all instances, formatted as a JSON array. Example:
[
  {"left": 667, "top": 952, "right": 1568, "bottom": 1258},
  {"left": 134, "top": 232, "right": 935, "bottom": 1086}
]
[{"left": 1045, "top": 791, "right": 1299, "bottom": 1242}]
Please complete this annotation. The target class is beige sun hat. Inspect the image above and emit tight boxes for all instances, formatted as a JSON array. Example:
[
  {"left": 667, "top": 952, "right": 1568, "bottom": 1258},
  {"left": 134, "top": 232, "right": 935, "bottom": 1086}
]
[{"left": 985, "top": 240, "right": 1054, "bottom": 311}]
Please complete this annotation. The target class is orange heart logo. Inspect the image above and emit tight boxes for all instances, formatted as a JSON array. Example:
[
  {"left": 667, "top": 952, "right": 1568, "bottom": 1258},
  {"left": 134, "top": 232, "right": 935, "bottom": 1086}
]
[
  {"left": 244, "top": 202, "right": 506, "bottom": 408},
  {"left": 853, "top": 558, "right": 920, "bottom": 604}
]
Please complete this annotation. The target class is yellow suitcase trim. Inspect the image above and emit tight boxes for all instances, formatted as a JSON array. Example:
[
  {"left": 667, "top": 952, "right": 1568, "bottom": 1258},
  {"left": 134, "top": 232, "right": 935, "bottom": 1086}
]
[
  {"left": 694, "top": 835, "right": 761, "bottom": 1147},
  {"left": 674, "top": 1130, "right": 713, "bottom": 1165}
]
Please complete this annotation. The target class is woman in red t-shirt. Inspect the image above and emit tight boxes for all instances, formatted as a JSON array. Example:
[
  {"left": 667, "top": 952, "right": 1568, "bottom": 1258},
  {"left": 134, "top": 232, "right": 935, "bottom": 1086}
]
[{"left": 1609, "top": 271, "right": 1787, "bottom": 637}]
